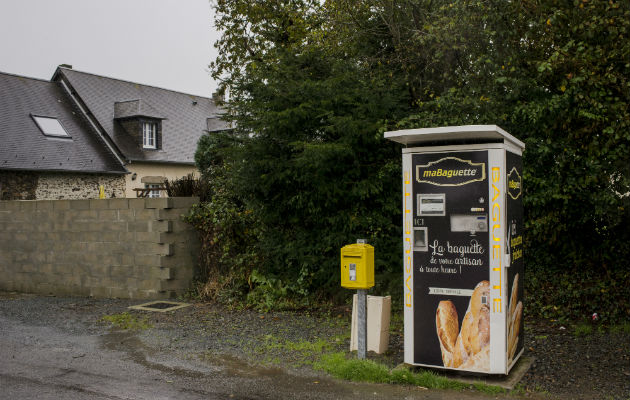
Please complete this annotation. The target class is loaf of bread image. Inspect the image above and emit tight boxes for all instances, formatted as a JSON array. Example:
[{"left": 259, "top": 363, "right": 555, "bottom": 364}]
[
  {"left": 508, "top": 301, "right": 522, "bottom": 361},
  {"left": 507, "top": 274, "right": 522, "bottom": 363},
  {"left": 460, "top": 343, "right": 490, "bottom": 370},
  {"left": 456, "top": 280, "right": 490, "bottom": 371},
  {"left": 435, "top": 280, "right": 490, "bottom": 371},
  {"left": 509, "top": 273, "right": 519, "bottom": 319},
  {"left": 436, "top": 300, "right": 459, "bottom": 367}
]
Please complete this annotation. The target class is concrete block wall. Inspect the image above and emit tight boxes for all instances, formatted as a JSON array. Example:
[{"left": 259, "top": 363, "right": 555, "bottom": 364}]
[{"left": 0, "top": 197, "right": 199, "bottom": 299}]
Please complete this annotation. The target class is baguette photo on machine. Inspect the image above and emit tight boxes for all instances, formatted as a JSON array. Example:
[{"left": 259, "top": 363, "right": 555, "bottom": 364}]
[
  {"left": 507, "top": 273, "right": 522, "bottom": 363},
  {"left": 435, "top": 281, "right": 490, "bottom": 371}
]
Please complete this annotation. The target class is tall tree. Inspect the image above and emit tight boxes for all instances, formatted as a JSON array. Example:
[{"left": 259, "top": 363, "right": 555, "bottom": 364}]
[
  {"left": 207, "top": 0, "right": 410, "bottom": 301},
  {"left": 201, "top": 0, "right": 629, "bottom": 311}
]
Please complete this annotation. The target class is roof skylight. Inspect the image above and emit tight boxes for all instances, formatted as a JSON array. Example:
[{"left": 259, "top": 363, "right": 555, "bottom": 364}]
[{"left": 32, "top": 115, "right": 70, "bottom": 137}]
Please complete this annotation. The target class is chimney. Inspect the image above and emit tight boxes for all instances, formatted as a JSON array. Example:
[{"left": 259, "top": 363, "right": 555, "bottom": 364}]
[{"left": 59, "top": 64, "right": 73, "bottom": 69}]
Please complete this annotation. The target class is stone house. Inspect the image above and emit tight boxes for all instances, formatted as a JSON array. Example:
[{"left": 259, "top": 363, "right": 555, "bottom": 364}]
[
  {"left": 0, "top": 71, "right": 127, "bottom": 200},
  {"left": 1, "top": 65, "right": 228, "bottom": 200}
]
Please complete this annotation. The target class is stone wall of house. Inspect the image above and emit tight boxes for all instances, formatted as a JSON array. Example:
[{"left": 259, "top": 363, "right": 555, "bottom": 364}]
[
  {"left": 35, "top": 172, "right": 126, "bottom": 200},
  {"left": 0, "top": 171, "right": 125, "bottom": 200},
  {"left": 0, "top": 171, "right": 38, "bottom": 200},
  {"left": 0, "top": 197, "right": 199, "bottom": 299}
]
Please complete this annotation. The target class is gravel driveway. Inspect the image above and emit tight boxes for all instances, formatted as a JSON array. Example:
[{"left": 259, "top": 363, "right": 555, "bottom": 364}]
[{"left": 1, "top": 292, "right": 628, "bottom": 399}]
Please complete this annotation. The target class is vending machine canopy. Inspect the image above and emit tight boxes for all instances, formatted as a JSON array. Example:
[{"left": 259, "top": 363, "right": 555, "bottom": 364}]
[{"left": 384, "top": 125, "right": 525, "bottom": 150}]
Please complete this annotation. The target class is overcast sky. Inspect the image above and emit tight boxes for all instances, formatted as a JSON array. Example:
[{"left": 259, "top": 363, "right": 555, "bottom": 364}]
[{"left": 0, "top": 0, "right": 221, "bottom": 97}]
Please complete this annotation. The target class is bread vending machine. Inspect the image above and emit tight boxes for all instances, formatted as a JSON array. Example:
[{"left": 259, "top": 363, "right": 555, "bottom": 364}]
[{"left": 385, "top": 125, "right": 525, "bottom": 374}]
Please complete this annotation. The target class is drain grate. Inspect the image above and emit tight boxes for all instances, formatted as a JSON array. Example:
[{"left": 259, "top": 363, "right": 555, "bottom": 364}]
[{"left": 128, "top": 300, "right": 191, "bottom": 313}]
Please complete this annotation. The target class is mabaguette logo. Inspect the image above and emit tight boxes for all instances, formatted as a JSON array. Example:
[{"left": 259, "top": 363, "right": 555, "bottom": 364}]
[
  {"left": 507, "top": 167, "right": 522, "bottom": 200},
  {"left": 416, "top": 157, "right": 486, "bottom": 186}
]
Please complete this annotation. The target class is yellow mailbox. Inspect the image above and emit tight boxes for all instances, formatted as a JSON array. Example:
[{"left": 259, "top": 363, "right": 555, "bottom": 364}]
[{"left": 340, "top": 243, "right": 374, "bottom": 289}]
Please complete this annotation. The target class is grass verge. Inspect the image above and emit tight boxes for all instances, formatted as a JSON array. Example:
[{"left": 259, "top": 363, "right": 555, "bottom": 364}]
[
  {"left": 610, "top": 322, "right": 630, "bottom": 335},
  {"left": 247, "top": 334, "right": 346, "bottom": 367},
  {"left": 100, "top": 312, "right": 152, "bottom": 331},
  {"left": 314, "top": 352, "right": 506, "bottom": 395},
  {"left": 573, "top": 322, "right": 630, "bottom": 337}
]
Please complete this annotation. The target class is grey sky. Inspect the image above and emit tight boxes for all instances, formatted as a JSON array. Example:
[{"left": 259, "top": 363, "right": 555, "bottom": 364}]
[{"left": 0, "top": 0, "right": 221, "bottom": 98}]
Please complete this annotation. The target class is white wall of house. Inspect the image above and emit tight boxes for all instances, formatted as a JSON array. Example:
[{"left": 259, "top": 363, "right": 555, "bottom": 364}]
[{"left": 124, "top": 162, "right": 198, "bottom": 198}]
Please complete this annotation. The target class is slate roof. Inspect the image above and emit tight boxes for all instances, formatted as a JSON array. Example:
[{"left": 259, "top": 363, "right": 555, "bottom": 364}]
[
  {"left": 0, "top": 71, "right": 127, "bottom": 174},
  {"left": 55, "top": 67, "right": 228, "bottom": 165}
]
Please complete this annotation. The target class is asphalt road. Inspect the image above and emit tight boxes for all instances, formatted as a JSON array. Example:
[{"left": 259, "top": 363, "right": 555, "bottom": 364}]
[{"left": 0, "top": 296, "right": 518, "bottom": 400}]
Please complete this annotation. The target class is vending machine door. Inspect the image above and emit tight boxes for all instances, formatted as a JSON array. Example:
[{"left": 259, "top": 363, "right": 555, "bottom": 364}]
[{"left": 409, "top": 150, "right": 493, "bottom": 372}]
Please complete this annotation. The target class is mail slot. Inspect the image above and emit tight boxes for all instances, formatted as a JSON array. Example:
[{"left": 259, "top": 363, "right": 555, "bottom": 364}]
[{"left": 340, "top": 243, "right": 374, "bottom": 289}]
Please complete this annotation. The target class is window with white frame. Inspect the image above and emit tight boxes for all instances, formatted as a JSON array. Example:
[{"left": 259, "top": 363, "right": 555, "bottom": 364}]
[
  {"left": 145, "top": 183, "right": 161, "bottom": 198},
  {"left": 142, "top": 122, "right": 157, "bottom": 149}
]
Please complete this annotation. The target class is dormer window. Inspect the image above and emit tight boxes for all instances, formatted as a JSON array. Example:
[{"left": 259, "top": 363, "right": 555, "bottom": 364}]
[
  {"left": 142, "top": 122, "right": 157, "bottom": 149},
  {"left": 114, "top": 100, "right": 163, "bottom": 150}
]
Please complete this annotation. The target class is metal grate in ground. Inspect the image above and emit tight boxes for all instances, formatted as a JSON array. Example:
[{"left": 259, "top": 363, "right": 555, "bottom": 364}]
[{"left": 128, "top": 300, "right": 191, "bottom": 313}]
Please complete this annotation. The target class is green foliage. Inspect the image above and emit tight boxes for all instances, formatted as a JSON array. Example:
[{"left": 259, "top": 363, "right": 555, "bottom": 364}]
[
  {"left": 202, "top": 0, "right": 408, "bottom": 306},
  {"left": 165, "top": 173, "right": 211, "bottom": 202},
  {"left": 517, "top": 1, "right": 630, "bottom": 278},
  {"left": 573, "top": 323, "right": 593, "bottom": 337},
  {"left": 315, "top": 352, "right": 391, "bottom": 383},
  {"left": 315, "top": 353, "right": 505, "bottom": 394},
  {"left": 525, "top": 267, "right": 630, "bottom": 323},
  {"left": 247, "top": 270, "right": 292, "bottom": 311},
  {"left": 610, "top": 323, "right": 630, "bottom": 335},
  {"left": 257, "top": 335, "right": 334, "bottom": 366},
  {"left": 391, "top": 0, "right": 630, "bottom": 279},
  {"left": 194, "top": 0, "right": 630, "bottom": 321},
  {"left": 100, "top": 312, "right": 152, "bottom": 331},
  {"left": 183, "top": 181, "right": 261, "bottom": 302}
]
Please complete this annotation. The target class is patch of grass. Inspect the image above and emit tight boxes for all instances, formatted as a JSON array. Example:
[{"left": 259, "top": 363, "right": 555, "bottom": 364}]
[
  {"left": 473, "top": 382, "right": 506, "bottom": 395},
  {"left": 284, "top": 338, "right": 332, "bottom": 354},
  {"left": 390, "top": 312, "right": 404, "bottom": 334},
  {"left": 511, "top": 383, "right": 526, "bottom": 396},
  {"left": 248, "top": 335, "right": 338, "bottom": 367},
  {"left": 100, "top": 312, "right": 152, "bottom": 331},
  {"left": 314, "top": 353, "right": 505, "bottom": 394},
  {"left": 533, "top": 384, "right": 549, "bottom": 395},
  {"left": 534, "top": 334, "right": 548, "bottom": 340},
  {"left": 315, "top": 353, "right": 391, "bottom": 383},
  {"left": 610, "top": 322, "right": 630, "bottom": 335},
  {"left": 573, "top": 323, "right": 593, "bottom": 337}
]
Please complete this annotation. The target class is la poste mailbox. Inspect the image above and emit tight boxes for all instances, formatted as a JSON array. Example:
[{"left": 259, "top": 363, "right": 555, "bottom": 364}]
[
  {"left": 385, "top": 125, "right": 525, "bottom": 375},
  {"left": 340, "top": 243, "right": 374, "bottom": 289}
]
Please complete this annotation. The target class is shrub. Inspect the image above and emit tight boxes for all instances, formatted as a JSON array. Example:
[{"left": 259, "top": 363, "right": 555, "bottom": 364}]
[
  {"left": 524, "top": 266, "right": 630, "bottom": 324},
  {"left": 165, "top": 173, "right": 211, "bottom": 202}
]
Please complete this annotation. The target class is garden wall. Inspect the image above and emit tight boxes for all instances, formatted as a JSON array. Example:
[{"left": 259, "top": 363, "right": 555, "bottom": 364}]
[{"left": 0, "top": 197, "right": 199, "bottom": 299}]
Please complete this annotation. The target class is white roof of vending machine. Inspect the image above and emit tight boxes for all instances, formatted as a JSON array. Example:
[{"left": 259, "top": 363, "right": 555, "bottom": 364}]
[{"left": 384, "top": 125, "right": 525, "bottom": 149}]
